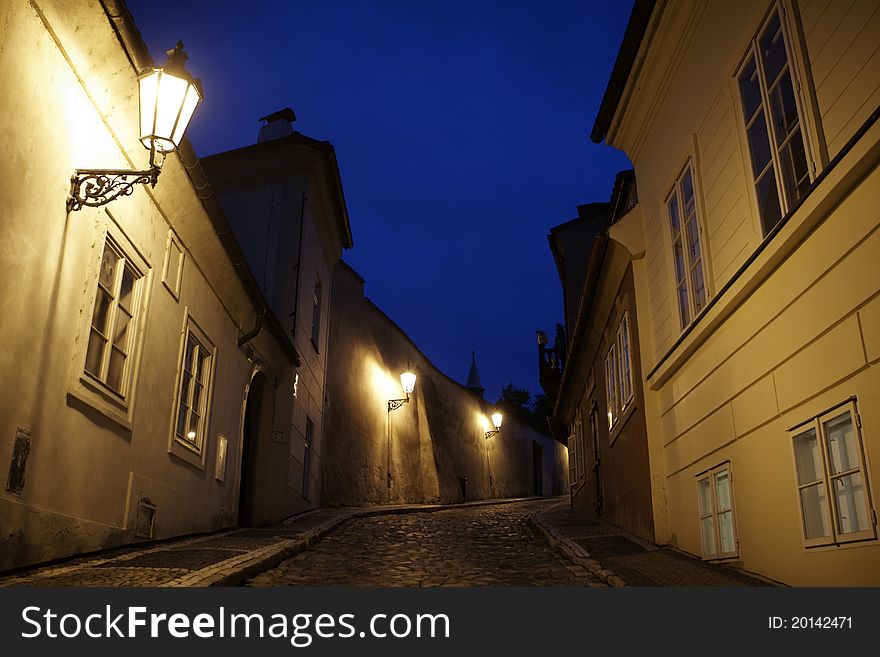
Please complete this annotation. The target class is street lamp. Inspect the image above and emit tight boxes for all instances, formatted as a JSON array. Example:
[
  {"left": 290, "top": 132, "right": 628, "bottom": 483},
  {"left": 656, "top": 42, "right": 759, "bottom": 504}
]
[
  {"left": 485, "top": 412, "right": 503, "bottom": 439},
  {"left": 67, "top": 41, "right": 203, "bottom": 212},
  {"left": 388, "top": 371, "right": 416, "bottom": 411}
]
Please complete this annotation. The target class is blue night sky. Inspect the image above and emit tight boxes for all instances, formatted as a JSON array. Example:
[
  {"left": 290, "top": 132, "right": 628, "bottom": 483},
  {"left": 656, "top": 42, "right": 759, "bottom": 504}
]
[{"left": 127, "top": 0, "right": 633, "bottom": 404}]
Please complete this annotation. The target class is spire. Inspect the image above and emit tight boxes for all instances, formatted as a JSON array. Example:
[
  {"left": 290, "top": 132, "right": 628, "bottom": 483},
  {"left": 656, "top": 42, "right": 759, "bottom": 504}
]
[{"left": 466, "top": 351, "right": 485, "bottom": 400}]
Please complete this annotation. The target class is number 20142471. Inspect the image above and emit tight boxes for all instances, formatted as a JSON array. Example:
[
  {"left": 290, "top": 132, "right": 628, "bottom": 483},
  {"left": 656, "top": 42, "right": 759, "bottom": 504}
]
[{"left": 768, "top": 616, "right": 852, "bottom": 629}]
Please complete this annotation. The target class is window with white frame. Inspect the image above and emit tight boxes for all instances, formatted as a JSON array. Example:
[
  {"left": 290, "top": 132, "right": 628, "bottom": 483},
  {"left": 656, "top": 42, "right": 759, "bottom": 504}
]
[
  {"left": 173, "top": 323, "right": 215, "bottom": 455},
  {"left": 605, "top": 313, "right": 635, "bottom": 430},
  {"left": 616, "top": 313, "right": 634, "bottom": 407},
  {"left": 736, "top": 4, "right": 812, "bottom": 236},
  {"left": 604, "top": 348, "right": 617, "bottom": 429},
  {"left": 790, "top": 401, "right": 876, "bottom": 548},
  {"left": 696, "top": 463, "right": 738, "bottom": 559},
  {"left": 85, "top": 239, "right": 144, "bottom": 397},
  {"left": 666, "top": 163, "right": 707, "bottom": 330}
]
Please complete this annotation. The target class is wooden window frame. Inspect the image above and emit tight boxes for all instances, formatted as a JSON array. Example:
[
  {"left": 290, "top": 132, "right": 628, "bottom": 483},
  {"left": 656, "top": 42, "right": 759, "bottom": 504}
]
[
  {"left": 789, "top": 400, "right": 877, "bottom": 548},
  {"left": 696, "top": 462, "right": 739, "bottom": 560}
]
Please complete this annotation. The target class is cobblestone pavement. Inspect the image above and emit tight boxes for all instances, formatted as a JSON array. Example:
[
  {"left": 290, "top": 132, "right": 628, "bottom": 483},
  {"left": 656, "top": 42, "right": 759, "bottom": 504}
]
[{"left": 246, "top": 500, "right": 605, "bottom": 587}]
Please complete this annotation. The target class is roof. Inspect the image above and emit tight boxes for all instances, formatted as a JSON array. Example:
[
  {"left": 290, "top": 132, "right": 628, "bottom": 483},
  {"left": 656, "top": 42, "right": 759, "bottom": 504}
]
[
  {"left": 590, "top": 0, "right": 657, "bottom": 144},
  {"left": 465, "top": 352, "right": 485, "bottom": 392}
]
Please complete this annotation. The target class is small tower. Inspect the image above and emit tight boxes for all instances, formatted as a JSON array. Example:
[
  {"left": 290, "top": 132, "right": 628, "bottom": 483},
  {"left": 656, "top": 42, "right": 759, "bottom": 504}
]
[{"left": 466, "top": 351, "right": 485, "bottom": 400}]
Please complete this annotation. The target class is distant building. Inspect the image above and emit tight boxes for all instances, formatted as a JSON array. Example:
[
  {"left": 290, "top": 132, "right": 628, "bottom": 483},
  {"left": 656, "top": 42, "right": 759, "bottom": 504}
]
[
  {"left": 465, "top": 352, "right": 486, "bottom": 399},
  {"left": 200, "top": 109, "right": 353, "bottom": 522},
  {"left": 572, "top": 0, "right": 880, "bottom": 585}
]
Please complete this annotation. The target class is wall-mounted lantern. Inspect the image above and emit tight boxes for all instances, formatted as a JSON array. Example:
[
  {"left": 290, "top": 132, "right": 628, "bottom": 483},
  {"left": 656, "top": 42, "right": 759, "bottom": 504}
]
[
  {"left": 67, "top": 41, "right": 202, "bottom": 212},
  {"left": 485, "top": 412, "right": 503, "bottom": 439},
  {"left": 388, "top": 371, "right": 416, "bottom": 411}
]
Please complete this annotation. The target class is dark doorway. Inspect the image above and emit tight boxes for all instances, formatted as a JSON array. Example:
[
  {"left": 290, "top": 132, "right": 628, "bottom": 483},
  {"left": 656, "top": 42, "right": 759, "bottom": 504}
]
[
  {"left": 589, "top": 400, "right": 604, "bottom": 514},
  {"left": 239, "top": 371, "right": 271, "bottom": 526},
  {"left": 532, "top": 442, "right": 544, "bottom": 496}
]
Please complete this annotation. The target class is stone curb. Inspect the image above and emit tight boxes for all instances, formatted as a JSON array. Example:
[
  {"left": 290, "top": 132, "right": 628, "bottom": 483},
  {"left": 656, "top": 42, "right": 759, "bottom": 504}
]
[
  {"left": 527, "top": 502, "right": 627, "bottom": 587},
  {"left": 170, "top": 496, "right": 551, "bottom": 587}
]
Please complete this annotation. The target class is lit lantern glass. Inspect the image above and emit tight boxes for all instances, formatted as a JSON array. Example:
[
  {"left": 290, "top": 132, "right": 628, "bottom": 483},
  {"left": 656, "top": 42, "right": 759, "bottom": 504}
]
[
  {"left": 138, "top": 42, "right": 202, "bottom": 153},
  {"left": 491, "top": 412, "right": 503, "bottom": 430},
  {"left": 400, "top": 371, "right": 416, "bottom": 395}
]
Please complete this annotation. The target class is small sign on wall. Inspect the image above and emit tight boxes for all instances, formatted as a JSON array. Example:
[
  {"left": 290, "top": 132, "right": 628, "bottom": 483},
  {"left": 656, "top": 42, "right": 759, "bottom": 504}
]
[
  {"left": 215, "top": 434, "right": 228, "bottom": 483},
  {"left": 272, "top": 430, "right": 285, "bottom": 445},
  {"left": 6, "top": 427, "right": 32, "bottom": 495}
]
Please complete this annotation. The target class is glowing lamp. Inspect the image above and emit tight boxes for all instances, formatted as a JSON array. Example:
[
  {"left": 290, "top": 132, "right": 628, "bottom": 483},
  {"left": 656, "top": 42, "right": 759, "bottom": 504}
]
[
  {"left": 389, "top": 370, "right": 417, "bottom": 412},
  {"left": 485, "top": 411, "right": 503, "bottom": 439},
  {"left": 400, "top": 372, "right": 417, "bottom": 395},
  {"left": 68, "top": 42, "right": 203, "bottom": 212}
]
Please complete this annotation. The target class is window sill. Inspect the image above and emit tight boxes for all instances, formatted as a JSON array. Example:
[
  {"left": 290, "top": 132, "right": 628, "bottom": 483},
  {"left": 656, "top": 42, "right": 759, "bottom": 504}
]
[
  {"left": 608, "top": 399, "right": 637, "bottom": 446},
  {"left": 168, "top": 436, "right": 207, "bottom": 471},
  {"left": 67, "top": 379, "right": 133, "bottom": 433}
]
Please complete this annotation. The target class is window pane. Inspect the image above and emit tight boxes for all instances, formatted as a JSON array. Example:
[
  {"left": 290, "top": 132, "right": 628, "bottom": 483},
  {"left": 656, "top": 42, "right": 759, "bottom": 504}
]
[
  {"left": 718, "top": 510, "right": 736, "bottom": 554},
  {"left": 697, "top": 477, "right": 712, "bottom": 515},
  {"left": 668, "top": 195, "right": 681, "bottom": 234},
  {"left": 824, "top": 412, "right": 858, "bottom": 474},
  {"left": 747, "top": 110, "right": 772, "bottom": 177},
  {"left": 673, "top": 240, "right": 686, "bottom": 282},
  {"left": 738, "top": 55, "right": 762, "bottom": 120},
  {"left": 91, "top": 288, "right": 112, "bottom": 334},
  {"left": 176, "top": 403, "right": 187, "bottom": 437},
  {"left": 85, "top": 330, "right": 106, "bottom": 376},
  {"left": 192, "top": 380, "right": 203, "bottom": 414},
  {"left": 107, "top": 347, "right": 125, "bottom": 392},
  {"left": 691, "top": 260, "right": 706, "bottom": 314},
  {"left": 113, "top": 308, "right": 131, "bottom": 350},
  {"left": 184, "top": 338, "right": 195, "bottom": 373},
  {"left": 833, "top": 472, "right": 870, "bottom": 534},
  {"left": 681, "top": 170, "right": 695, "bottom": 215},
  {"left": 793, "top": 428, "right": 821, "bottom": 484},
  {"left": 99, "top": 245, "right": 119, "bottom": 289},
  {"left": 119, "top": 267, "right": 136, "bottom": 313},
  {"left": 780, "top": 129, "right": 810, "bottom": 208},
  {"left": 759, "top": 12, "right": 787, "bottom": 85},
  {"left": 181, "top": 370, "right": 192, "bottom": 404},
  {"left": 187, "top": 411, "right": 200, "bottom": 442},
  {"left": 677, "top": 282, "right": 690, "bottom": 328},
  {"left": 756, "top": 166, "right": 782, "bottom": 234},
  {"left": 701, "top": 516, "right": 717, "bottom": 556},
  {"left": 714, "top": 469, "right": 732, "bottom": 512},
  {"left": 769, "top": 70, "right": 800, "bottom": 146},
  {"left": 800, "top": 482, "right": 831, "bottom": 540}
]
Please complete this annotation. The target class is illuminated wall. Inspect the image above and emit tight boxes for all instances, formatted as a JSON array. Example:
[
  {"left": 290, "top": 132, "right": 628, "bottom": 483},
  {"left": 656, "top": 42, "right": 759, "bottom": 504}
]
[{"left": 322, "top": 262, "right": 567, "bottom": 506}]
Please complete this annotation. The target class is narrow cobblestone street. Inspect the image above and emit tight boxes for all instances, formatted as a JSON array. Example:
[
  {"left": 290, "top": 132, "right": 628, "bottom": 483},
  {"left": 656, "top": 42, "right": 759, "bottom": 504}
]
[{"left": 246, "top": 500, "right": 605, "bottom": 587}]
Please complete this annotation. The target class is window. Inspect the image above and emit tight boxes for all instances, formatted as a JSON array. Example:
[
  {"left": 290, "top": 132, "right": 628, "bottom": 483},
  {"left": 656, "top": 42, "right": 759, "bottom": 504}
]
[
  {"left": 737, "top": 5, "right": 811, "bottom": 236},
  {"left": 173, "top": 322, "right": 215, "bottom": 455},
  {"left": 605, "top": 312, "right": 635, "bottom": 431},
  {"left": 616, "top": 313, "right": 634, "bottom": 406},
  {"left": 569, "top": 410, "right": 585, "bottom": 485},
  {"left": 85, "top": 239, "right": 144, "bottom": 396},
  {"left": 604, "top": 347, "right": 617, "bottom": 429},
  {"left": 696, "top": 463, "right": 738, "bottom": 559},
  {"left": 666, "top": 163, "right": 707, "bottom": 329},
  {"left": 302, "top": 416, "right": 314, "bottom": 499},
  {"left": 790, "top": 401, "right": 876, "bottom": 547},
  {"left": 310, "top": 278, "right": 322, "bottom": 348}
]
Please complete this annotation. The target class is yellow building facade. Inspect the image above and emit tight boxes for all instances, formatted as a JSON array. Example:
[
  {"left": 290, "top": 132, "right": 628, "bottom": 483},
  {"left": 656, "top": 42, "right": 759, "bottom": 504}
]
[{"left": 593, "top": 0, "right": 880, "bottom": 585}]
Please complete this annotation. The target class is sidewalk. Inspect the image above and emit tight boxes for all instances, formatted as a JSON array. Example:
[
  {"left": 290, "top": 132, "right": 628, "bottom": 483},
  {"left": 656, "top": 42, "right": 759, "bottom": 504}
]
[
  {"left": 0, "top": 497, "right": 536, "bottom": 588},
  {"left": 530, "top": 500, "right": 778, "bottom": 587}
]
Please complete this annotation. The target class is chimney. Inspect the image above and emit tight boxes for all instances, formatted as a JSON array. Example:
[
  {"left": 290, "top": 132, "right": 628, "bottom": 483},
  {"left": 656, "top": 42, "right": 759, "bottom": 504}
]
[{"left": 258, "top": 107, "right": 296, "bottom": 143}]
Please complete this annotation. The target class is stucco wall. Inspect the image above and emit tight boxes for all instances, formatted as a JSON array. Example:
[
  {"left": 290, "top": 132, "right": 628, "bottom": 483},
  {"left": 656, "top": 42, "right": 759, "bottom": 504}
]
[
  {"left": 0, "top": 0, "right": 297, "bottom": 569},
  {"left": 323, "top": 263, "right": 566, "bottom": 506}
]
